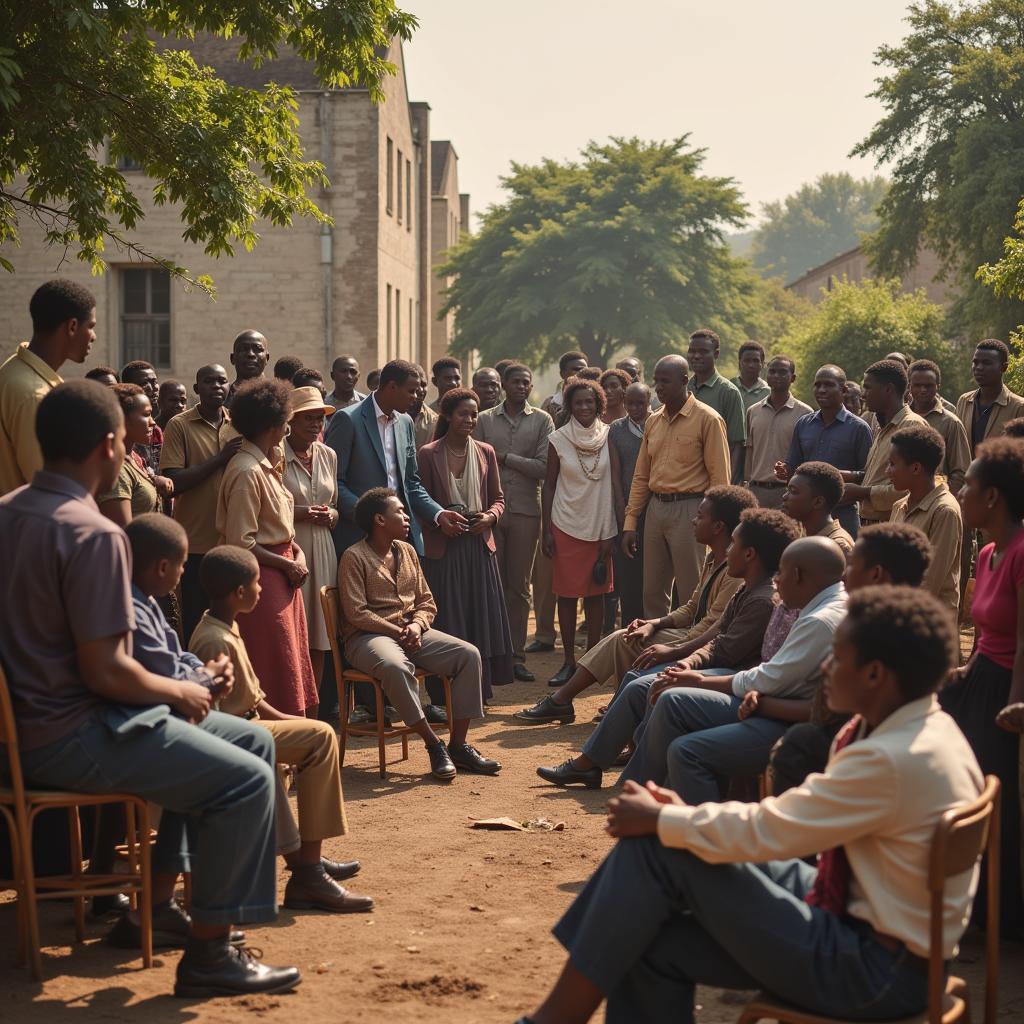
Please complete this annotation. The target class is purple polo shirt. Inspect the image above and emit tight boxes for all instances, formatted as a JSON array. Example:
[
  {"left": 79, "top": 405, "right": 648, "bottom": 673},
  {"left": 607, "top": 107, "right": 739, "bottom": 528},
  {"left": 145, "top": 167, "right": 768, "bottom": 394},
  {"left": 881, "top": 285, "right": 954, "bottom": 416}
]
[{"left": 0, "top": 470, "right": 135, "bottom": 750}]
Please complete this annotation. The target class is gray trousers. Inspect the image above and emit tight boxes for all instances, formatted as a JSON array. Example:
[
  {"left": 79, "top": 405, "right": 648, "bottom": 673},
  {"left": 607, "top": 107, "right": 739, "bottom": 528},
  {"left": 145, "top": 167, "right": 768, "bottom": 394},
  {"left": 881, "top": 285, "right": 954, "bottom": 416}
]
[
  {"left": 494, "top": 512, "right": 541, "bottom": 661},
  {"left": 748, "top": 482, "right": 786, "bottom": 509},
  {"left": 345, "top": 628, "right": 484, "bottom": 725},
  {"left": 21, "top": 707, "right": 277, "bottom": 926},
  {"left": 531, "top": 536, "right": 557, "bottom": 646},
  {"left": 641, "top": 497, "right": 704, "bottom": 618},
  {"left": 554, "top": 836, "right": 928, "bottom": 1024}
]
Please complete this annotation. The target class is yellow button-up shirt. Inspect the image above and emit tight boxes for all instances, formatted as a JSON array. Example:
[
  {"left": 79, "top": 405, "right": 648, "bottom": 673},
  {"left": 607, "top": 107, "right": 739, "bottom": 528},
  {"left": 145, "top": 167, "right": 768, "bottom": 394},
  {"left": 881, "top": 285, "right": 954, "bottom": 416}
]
[
  {"left": 0, "top": 343, "right": 62, "bottom": 496},
  {"left": 860, "top": 404, "right": 927, "bottom": 521},
  {"left": 216, "top": 439, "right": 295, "bottom": 549},
  {"left": 891, "top": 482, "right": 963, "bottom": 615},
  {"left": 188, "top": 611, "right": 266, "bottom": 719}
]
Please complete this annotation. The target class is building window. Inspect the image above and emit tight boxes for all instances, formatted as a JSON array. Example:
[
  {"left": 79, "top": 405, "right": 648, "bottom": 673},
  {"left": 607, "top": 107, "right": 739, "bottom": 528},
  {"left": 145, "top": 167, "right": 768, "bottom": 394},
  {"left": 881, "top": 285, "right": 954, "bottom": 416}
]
[
  {"left": 386, "top": 283, "right": 393, "bottom": 359},
  {"left": 406, "top": 159, "right": 412, "bottom": 231},
  {"left": 408, "top": 297, "right": 413, "bottom": 353},
  {"left": 386, "top": 137, "right": 394, "bottom": 215},
  {"left": 121, "top": 267, "right": 170, "bottom": 368},
  {"left": 395, "top": 288, "right": 401, "bottom": 356},
  {"left": 396, "top": 150, "right": 403, "bottom": 224},
  {"left": 116, "top": 155, "right": 143, "bottom": 172}
]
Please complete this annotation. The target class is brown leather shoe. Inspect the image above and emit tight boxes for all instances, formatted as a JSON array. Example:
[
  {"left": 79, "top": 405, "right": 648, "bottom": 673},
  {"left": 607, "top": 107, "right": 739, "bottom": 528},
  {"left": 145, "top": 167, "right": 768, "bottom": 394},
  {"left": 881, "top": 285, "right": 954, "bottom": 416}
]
[{"left": 283, "top": 864, "right": 374, "bottom": 914}]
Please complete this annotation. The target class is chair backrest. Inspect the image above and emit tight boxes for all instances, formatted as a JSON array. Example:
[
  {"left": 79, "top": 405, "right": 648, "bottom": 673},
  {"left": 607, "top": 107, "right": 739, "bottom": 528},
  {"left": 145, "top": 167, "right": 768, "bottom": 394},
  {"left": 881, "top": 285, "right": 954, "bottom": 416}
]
[
  {"left": 926, "top": 775, "right": 1000, "bottom": 1024},
  {"left": 320, "top": 586, "right": 348, "bottom": 689},
  {"left": 0, "top": 661, "right": 30, "bottom": 813}
]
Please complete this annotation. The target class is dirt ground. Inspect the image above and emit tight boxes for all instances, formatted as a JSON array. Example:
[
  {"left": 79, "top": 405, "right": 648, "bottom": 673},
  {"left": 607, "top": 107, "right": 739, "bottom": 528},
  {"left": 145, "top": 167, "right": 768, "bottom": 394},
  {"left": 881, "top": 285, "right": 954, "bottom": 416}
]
[{"left": 2, "top": 641, "right": 1023, "bottom": 1023}]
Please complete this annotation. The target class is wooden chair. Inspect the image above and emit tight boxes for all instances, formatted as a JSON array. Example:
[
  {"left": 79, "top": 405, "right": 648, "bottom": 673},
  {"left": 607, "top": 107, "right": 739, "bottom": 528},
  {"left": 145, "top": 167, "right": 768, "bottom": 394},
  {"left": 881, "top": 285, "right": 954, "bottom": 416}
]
[
  {"left": 321, "top": 586, "right": 454, "bottom": 778},
  {"left": 0, "top": 663, "right": 153, "bottom": 979},
  {"left": 736, "top": 774, "right": 1000, "bottom": 1024}
]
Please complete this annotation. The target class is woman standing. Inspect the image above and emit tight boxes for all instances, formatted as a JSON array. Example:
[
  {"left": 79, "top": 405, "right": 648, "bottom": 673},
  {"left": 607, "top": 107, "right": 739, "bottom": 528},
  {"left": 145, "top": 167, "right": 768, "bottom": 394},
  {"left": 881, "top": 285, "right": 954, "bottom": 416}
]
[
  {"left": 599, "top": 367, "right": 630, "bottom": 425},
  {"left": 947, "top": 436, "right": 1024, "bottom": 935},
  {"left": 283, "top": 386, "right": 339, "bottom": 696},
  {"left": 217, "top": 378, "right": 318, "bottom": 716},
  {"left": 97, "top": 383, "right": 163, "bottom": 526},
  {"left": 419, "top": 388, "right": 514, "bottom": 701},
  {"left": 543, "top": 378, "right": 618, "bottom": 687}
]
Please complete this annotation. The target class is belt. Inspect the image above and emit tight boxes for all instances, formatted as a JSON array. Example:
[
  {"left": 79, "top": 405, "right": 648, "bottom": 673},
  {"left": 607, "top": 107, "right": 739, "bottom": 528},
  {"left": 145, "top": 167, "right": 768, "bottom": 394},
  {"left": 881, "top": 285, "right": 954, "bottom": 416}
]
[
  {"left": 750, "top": 480, "right": 785, "bottom": 489},
  {"left": 860, "top": 517, "right": 884, "bottom": 527},
  {"left": 651, "top": 491, "right": 704, "bottom": 502}
]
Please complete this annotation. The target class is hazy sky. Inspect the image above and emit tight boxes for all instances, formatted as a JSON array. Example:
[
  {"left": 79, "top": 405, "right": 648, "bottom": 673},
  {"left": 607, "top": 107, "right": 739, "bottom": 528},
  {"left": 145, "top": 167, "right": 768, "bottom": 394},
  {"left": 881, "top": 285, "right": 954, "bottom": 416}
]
[{"left": 403, "top": 1, "right": 911, "bottom": 228}]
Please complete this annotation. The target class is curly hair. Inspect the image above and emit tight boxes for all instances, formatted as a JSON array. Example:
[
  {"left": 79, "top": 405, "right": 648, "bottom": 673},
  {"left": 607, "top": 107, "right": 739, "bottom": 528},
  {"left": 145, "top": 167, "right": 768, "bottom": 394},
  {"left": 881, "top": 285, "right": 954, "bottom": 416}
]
[
  {"left": 855, "top": 523, "right": 931, "bottom": 587},
  {"left": 121, "top": 360, "right": 155, "bottom": 385},
  {"left": 85, "top": 366, "right": 119, "bottom": 384},
  {"left": 689, "top": 327, "right": 721, "bottom": 351},
  {"left": 792, "top": 461, "right": 845, "bottom": 512},
  {"left": 29, "top": 279, "right": 95, "bottom": 333},
  {"left": 738, "top": 340, "right": 766, "bottom": 361},
  {"left": 228, "top": 378, "right": 292, "bottom": 440},
  {"left": 908, "top": 358, "right": 941, "bottom": 385},
  {"left": 1003, "top": 417, "right": 1024, "bottom": 439},
  {"left": 200, "top": 545, "right": 260, "bottom": 600},
  {"left": 36, "top": 380, "right": 121, "bottom": 463},
  {"left": 558, "top": 350, "right": 587, "bottom": 374},
  {"left": 864, "top": 359, "right": 908, "bottom": 394},
  {"left": 972, "top": 436, "right": 1024, "bottom": 519},
  {"left": 431, "top": 355, "right": 461, "bottom": 376},
  {"left": 976, "top": 338, "right": 1010, "bottom": 365},
  {"left": 273, "top": 355, "right": 304, "bottom": 382},
  {"left": 355, "top": 487, "right": 399, "bottom": 535},
  {"left": 111, "top": 382, "right": 146, "bottom": 416},
  {"left": 705, "top": 485, "right": 759, "bottom": 535},
  {"left": 734, "top": 507, "right": 802, "bottom": 575},
  {"left": 433, "top": 387, "right": 479, "bottom": 441},
  {"left": 577, "top": 367, "right": 602, "bottom": 382},
  {"left": 599, "top": 367, "right": 632, "bottom": 393},
  {"left": 558, "top": 377, "right": 607, "bottom": 426},
  {"left": 844, "top": 586, "right": 956, "bottom": 700},
  {"left": 891, "top": 424, "right": 945, "bottom": 475}
]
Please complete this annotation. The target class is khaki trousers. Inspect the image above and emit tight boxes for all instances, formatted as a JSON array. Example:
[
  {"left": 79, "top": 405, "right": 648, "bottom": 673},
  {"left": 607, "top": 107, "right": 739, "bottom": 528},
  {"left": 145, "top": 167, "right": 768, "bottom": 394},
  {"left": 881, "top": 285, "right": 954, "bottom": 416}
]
[
  {"left": 641, "top": 496, "right": 705, "bottom": 619},
  {"left": 578, "top": 625, "right": 695, "bottom": 689},
  {"left": 748, "top": 482, "right": 786, "bottom": 510},
  {"left": 259, "top": 717, "right": 347, "bottom": 844},
  {"left": 495, "top": 512, "right": 541, "bottom": 661},
  {"left": 531, "top": 531, "right": 557, "bottom": 646}
]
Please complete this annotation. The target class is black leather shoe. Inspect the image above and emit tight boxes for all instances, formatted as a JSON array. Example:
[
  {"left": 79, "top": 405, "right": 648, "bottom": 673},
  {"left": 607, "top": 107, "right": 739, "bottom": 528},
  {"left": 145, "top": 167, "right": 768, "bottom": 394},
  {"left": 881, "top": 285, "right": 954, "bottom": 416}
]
[
  {"left": 547, "top": 662, "right": 576, "bottom": 687},
  {"left": 320, "top": 858, "right": 361, "bottom": 882},
  {"left": 513, "top": 694, "right": 575, "bottom": 724},
  {"left": 174, "top": 939, "right": 301, "bottom": 998},
  {"left": 513, "top": 663, "right": 536, "bottom": 682},
  {"left": 447, "top": 741, "right": 502, "bottom": 775},
  {"left": 107, "top": 899, "right": 245, "bottom": 950},
  {"left": 537, "top": 759, "right": 602, "bottom": 789},
  {"left": 424, "top": 703, "right": 448, "bottom": 724},
  {"left": 427, "top": 741, "right": 457, "bottom": 781},
  {"left": 525, "top": 639, "right": 555, "bottom": 653},
  {"left": 348, "top": 704, "right": 373, "bottom": 725},
  {"left": 91, "top": 892, "right": 130, "bottom": 918}
]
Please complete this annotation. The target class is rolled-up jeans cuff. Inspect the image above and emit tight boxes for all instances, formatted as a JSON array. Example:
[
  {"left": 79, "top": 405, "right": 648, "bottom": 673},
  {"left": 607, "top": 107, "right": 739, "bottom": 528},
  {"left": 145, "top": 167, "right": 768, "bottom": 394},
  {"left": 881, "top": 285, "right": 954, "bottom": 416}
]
[{"left": 189, "top": 901, "right": 279, "bottom": 927}]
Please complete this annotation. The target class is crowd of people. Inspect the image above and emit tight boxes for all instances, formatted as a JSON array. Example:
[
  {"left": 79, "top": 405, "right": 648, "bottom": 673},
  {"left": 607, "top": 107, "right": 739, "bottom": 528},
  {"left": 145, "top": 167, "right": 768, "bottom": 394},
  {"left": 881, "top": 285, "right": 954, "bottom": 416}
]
[{"left": 0, "top": 278, "right": 1022, "bottom": 1020}]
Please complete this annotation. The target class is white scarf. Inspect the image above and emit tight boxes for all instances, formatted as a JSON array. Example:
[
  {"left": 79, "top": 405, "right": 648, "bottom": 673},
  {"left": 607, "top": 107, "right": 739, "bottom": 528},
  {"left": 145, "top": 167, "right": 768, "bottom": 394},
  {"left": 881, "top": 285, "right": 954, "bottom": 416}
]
[{"left": 559, "top": 415, "right": 610, "bottom": 479}]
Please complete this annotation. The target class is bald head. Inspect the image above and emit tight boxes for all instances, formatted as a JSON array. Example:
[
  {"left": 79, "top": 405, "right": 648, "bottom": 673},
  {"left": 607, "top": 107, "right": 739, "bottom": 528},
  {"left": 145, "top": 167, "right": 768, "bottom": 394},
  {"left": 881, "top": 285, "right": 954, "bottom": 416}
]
[
  {"left": 230, "top": 330, "right": 269, "bottom": 381},
  {"left": 655, "top": 354, "right": 689, "bottom": 378},
  {"left": 196, "top": 363, "right": 225, "bottom": 383},
  {"left": 777, "top": 536, "right": 846, "bottom": 611}
]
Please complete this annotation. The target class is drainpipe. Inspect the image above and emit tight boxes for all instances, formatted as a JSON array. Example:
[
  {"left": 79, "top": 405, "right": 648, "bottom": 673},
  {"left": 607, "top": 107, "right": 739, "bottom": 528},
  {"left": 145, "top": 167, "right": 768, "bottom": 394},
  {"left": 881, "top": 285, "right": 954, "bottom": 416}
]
[{"left": 319, "top": 92, "right": 333, "bottom": 369}]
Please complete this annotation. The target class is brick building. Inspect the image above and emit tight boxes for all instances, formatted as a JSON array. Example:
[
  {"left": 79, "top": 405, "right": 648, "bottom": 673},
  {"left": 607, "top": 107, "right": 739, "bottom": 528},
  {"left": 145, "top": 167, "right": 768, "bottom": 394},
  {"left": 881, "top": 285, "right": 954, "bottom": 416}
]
[{"left": 0, "top": 36, "right": 467, "bottom": 382}]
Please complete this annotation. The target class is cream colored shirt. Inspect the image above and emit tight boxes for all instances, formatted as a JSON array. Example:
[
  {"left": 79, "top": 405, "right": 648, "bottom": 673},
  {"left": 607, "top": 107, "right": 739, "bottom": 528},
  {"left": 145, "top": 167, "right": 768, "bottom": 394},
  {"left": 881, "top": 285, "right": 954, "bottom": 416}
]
[
  {"left": 188, "top": 612, "right": 266, "bottom": 718},
  {"left": 891, "top": 482, "right": 963, "bottom": 615},
  {"left": 956, "top": 384, "right": 1024, "bottom": 453},
  {"left": 744, "top": 393, "right": 812, "bottom": 484},
  {"left": 860, "top": 404, "right": 927, "bottom": 520},
  {"left": 815, "top": 517, "right": 854, "bottom": 557},
  {"left": 0, "top": 343, "right": 62, "bottom": 496},
  {"left": 217, "top": 439, "right": 295, "bottom": 549},
  {"left": 665, "top": 553, "right": 744, "bottom": 633},
  {"left": 657, "top": 696, "right": 983, "bottom": 958},
  {"left": 917, "top": 404, "right": 971, "bottom": 494}
]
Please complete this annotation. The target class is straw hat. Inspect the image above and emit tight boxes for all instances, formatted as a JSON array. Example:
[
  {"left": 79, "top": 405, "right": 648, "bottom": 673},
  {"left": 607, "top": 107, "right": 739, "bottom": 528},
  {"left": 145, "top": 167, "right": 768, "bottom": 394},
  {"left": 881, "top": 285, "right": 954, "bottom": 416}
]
[{"left": 290, "top": 386, "right": 335, "bottom": 417}]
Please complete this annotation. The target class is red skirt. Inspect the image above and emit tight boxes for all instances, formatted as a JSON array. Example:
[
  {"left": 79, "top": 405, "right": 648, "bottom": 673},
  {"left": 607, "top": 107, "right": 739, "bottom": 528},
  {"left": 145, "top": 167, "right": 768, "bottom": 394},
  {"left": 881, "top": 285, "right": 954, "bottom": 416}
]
[
  {"left": 236, "top": 542, "right": 318, "bottom": 715},
  {"left": 551, "top": 523, "right": 614, "bottom": 598}
]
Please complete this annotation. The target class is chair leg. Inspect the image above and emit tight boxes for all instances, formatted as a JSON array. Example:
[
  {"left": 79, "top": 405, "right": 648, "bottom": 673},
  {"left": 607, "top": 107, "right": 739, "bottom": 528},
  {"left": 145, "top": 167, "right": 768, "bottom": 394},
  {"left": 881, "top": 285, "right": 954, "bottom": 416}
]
[
  {"left": 338, "top": 680, "right": 350, "bottom": 767},
  {"left": 182, "top": 871, "right": 193, "bottom": 911},
  {"left": 136, "top": 802, "right": 153, "bottom": 969},
  {"left": 374, "top": 687, "right": 387, "bottom": 778},
  {"left": 67, "top": 806, "right": 86, "bottom": 942},
  {"left": 401, "top": 733, "right": 409, "bottom": 761},
  {"left": 20, "top": 809, "right": 43, "bottom": 980},
  {"left": 1, "top": 806, "right": 27, "bottom": 967},
  {"left": 125, "top": 802, "right": 138, "bottom": 912}
]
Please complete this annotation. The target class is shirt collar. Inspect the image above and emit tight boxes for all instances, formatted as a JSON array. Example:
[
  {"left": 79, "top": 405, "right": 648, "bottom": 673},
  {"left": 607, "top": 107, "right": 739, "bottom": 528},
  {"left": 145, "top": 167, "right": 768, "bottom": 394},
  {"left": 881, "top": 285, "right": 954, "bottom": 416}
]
[
  {"left": 186, "top": 404, "right": 228, "bottom": 426},
  {"left": 871, "top": 695, "right": 939, "bottom": 738},
  {"left": 16, "top": 342, "right": 63, "bottom": 388},
  {"left": 130, "top": 583, "right": 161, "bottom": 613},
  {"left": 372, "top": 393, "right": 395, "bottom": 424},
  {"left": 499, "top": 401, "right": 534, "bottom": 420},
  {"left": 797, "top": 580, "right": 846, "bottom": 619},
  {"left": 759, "top": 393, "right": 797, "bottom": 411},
  {"left": 239, "top": 438, "right": 277, "bottom": 471},
  {"left": 201, "top": 610, "right": 240, "bottom": 636},
  {"left": 691, "top": 370, "right": 722, "bottom": 391},
  {"left": 907, "top": 481, "right": 949, "bottom": 514},
  {"left": 734, "top": 376, "right": 769, "bottom": 394},
  {"left": 30, "top": 469, "right": 95, "bottom": 503},
  {"left": 660, "top": 393, "right": 696, "bottom": 423}
]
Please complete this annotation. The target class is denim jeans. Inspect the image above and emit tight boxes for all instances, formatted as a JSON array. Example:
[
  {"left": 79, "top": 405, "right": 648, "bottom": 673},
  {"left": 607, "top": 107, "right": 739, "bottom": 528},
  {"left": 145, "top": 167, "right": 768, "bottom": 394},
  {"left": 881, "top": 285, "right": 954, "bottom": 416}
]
[
  {"left": 554, "top": 836, "right": 928, "bottom": 1024},
  {"left": 21, "top": 706, "right": 278, "bottom": 926}
]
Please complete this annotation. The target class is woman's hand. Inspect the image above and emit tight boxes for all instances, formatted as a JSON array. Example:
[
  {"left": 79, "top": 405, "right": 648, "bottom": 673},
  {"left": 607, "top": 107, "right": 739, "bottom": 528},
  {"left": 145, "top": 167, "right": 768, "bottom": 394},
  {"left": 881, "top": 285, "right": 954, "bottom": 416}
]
[
  {"left": 293, "top": 504, "right": 313, "bottom": 523},
  {"left": 996, "top": 702, "right": 1024, "bottom": 733},
  {"left": 542, "top": 531, "right": 555, "bottom": 559},
  {"left": 153, "top": 474, "right": 174, "bottom": 499},
  {"left": 467, "top": 512, "right": 496, "bottom": 536},
  {"left": 606, "top": 781, "right": 683, "bottom": 838}
]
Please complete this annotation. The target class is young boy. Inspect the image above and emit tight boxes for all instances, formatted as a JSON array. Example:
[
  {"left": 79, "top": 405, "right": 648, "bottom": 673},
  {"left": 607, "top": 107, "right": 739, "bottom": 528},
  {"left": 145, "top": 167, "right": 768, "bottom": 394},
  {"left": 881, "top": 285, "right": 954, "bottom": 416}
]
[
  {"left": 781, "top": 460, "right": 854, "bottom": 556},
  {"left": 520, "top": 588, "right": 982, "bottom": 1024},
  {"left": 887, "top": 423, "right": 962, "bottom": 616},
  {"left": 124, "top": 515, "right": 372, "bottom": 914},
  {"left": 515, "top": 485, "right": 756, "bottom": 725},
  {"left": 156, "top": 379, "right": 188, "bottom": 430},
  {"left": 535, "top": 508, "right": 799, "bottom": 789},
  {"left": 338, "top": 487, "right": 501, "bottom": 781}
]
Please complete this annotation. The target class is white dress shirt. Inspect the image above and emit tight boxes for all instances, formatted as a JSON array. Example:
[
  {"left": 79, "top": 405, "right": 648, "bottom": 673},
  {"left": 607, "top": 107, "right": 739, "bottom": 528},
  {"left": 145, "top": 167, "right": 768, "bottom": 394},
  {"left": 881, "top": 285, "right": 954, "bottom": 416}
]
[{"left": 372, "top": 394, "right": 400, "bottom": 490}]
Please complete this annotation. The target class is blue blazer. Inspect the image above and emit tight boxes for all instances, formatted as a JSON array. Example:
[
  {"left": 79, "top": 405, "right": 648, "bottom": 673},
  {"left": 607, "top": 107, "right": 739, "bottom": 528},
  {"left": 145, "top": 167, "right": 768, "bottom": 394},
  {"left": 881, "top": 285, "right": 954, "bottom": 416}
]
[{"left": 324, "top": 395, "right": 443, "bottom": 557}]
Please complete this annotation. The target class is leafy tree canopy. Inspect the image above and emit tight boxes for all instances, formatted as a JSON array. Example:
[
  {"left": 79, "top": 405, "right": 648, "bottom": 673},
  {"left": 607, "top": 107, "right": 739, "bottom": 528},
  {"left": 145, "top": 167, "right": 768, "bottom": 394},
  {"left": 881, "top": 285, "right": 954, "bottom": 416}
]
[
  {"left": 776, "top": 277, "right": 969, "bottom": 403},
  {"left": 852, "top": 0, "right": 1024, "bottom": 340},
  {"left": 0, "top": 0, "right": 416, "bottom": 287},
  {"left": 750, "top": 173, "right": 887, "bottom": 283},
  {"left": 439, "top": 136, "right": 757, "bottom": 369}
]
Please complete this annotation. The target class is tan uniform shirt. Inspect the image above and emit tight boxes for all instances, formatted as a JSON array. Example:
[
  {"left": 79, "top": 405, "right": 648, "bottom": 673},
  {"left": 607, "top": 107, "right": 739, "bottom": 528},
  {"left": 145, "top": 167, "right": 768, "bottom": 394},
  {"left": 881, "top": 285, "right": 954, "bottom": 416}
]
[
  {"left": 891, "top": 482, "right": 962, "bottom": 615},
  {"left": 474, "top": 401, "right": 554, "bottom": 517},
  {"left": 413, "top": 404, "right": 439, "bottom": 449},
  {"left": 217, "top": 439, "right": 295, "bottom": 549},
  {"left": 956, "top": 384, "right": 1024, "bottom": 454},
  {"left": 916, "top": 404, "right": 971, "bottom": 493},
  {"left": 815, "top": 517, "right": 854, "bottom": 557},
  {"left": 657, "top": 696, "right": 983, "bottom": 959},
  {"left": 664, "top": 554, "right": 743, "bottom": 632},
  {"left": 744, "top": 394, "right": 812, "bottom": 485},
  {"left": 0, "top": 343, "right": 62, "bottom": 496},
  {"left": 624, "top": 395, "right": 731, "bottom": 531},
  {"left": 188, "top": 612, "right": 266, "bottom": 719},
  {"left": 159, "top": 407, "right": 239, "bottom": 554},
  {"left": 860, "top": 405, "right": 927, "bottom": 521}
]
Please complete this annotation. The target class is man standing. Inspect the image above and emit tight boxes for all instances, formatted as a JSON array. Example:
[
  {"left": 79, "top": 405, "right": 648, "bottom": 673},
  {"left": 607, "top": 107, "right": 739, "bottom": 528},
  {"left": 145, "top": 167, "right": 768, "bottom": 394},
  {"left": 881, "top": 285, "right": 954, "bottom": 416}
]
[
  {"left": 224, "top": 330, "right": 269, "bottom": 408},
  {"left": 410, "top": 363, "right": 439, "bottom": 449},
  {"left": 841, "top": 360, "right": 927, "bottom": 526},
  {"left": 616, "top": 357, "right": 643, "bottom": 383},
  {"left": 775, "top": 364, "right": 873, "bottom": 537},
  {"left": 475, "top": 363, "right": 554, "bottom": 681},
  {"left": 121, "top": 360, "right": 165, "bottom": 474},
  {"left": 743, "top": 356, "right": 811, "bottom": 509},
  {"left": 956, "top": 339, "right": 1024, "bottom": 456},
  {"left": 731, "top": 340, "right": 771, "bottom": 412},
  {"left": 159, "top": 364, "right": 241, "bottom": 639},
  {"left": 686, "top": 328, "right": 746, "bottom": 481},
  {"left": 428, "top": 356, "right": 462, "bottom": 413},
  {"left": 326, "top": 355, "right": 366, "bottom": 410},
  {"left": 156, "top": 380, "right": 188, "bottom": 430},
  {"left": 623, "top": 355, "right": 731, "bottom": 618},
  {"left": 0, "top": 279, "right": 96, "bottom": 496},
  {"left": 907, "top": 359, "right": 971, "bottom": 493},
  {"left": 542, "top": 350, "right": 589, "bottom": 418},
  {"left": 471, "top": 367, "right": 503, "bottom": 412}
]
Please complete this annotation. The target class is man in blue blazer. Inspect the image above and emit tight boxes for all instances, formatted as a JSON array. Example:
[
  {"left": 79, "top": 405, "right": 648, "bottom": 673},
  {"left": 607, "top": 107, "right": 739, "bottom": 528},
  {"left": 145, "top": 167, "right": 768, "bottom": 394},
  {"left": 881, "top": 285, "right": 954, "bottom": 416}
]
[{"left": 324, "top": 359, "right": 467, "bottom": 722}]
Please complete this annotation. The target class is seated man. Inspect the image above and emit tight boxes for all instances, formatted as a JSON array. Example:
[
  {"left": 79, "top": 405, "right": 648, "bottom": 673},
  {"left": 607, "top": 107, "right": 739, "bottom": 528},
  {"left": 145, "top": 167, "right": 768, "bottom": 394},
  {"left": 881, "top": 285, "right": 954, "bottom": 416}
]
[
  {"left": 515, "top": 486, "right": 755, "bottom": 724},
  {"left": 0, "top": 381, "right": 298, "bottom": 997},
  {"left": 338, "top": 487, "right": 501, "bottom": 781},
  {"left": 519, "top": 587, "right": 982, "bottom": 1024},
  {"left": 623, "top": 536, "right": 846, "bottom": 800},
  {"left": 768, "top": 521, "right": 932, "bottom": 795},
  {"left": 780, "top": 460, "right": 854, "bottom": 556},
  {"left": 536, "top": 508, "right": 799, "bottom": 788}
]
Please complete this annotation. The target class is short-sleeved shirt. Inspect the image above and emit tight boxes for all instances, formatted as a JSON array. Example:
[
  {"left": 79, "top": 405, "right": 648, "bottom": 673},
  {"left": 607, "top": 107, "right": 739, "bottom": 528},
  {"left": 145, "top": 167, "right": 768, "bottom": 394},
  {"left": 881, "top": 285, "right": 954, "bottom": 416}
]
[
  {"left": 785, "top": 406, "right": 873, "bottom": 480},
  {"left": 0, "top": 471, "right": 135, "bottom": 750},
  {"left": 159, "top": 406, "right": 239, "bottom": 554},
  {"left": 216, "top": 439, "right": 294, "bottom": 549},
  {"left": 0, "top": 343, "right": 62, "bottom": 496},
  {"left": 815, "top": 517, "right": 855, "bottom": 556},
  {"left": 731, "top": 375, "right": 771, "bottom": 412},
  {"left": 97, "top": 455, "right": 159, "bottom": 518},
  {"left": 688, "top": 371, "right": 747, "bottom": 443},
  {"left": 745, "top": 394, "right": 812, "bottom": 484},
  {"left": 607, "top": 416, "right": 646, "bottom": 505},
  {"left": 891, "top": 483, "right": 962, "bottom": 614},
  {"left": 189, "top": 611, "right": 266, "bottom": 718},
  {"left": 325, "top": 389, "right": 366, "bottom": 411},
  {"left": 972, "top": 530, "right": 1024, "bottom": 670}
]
